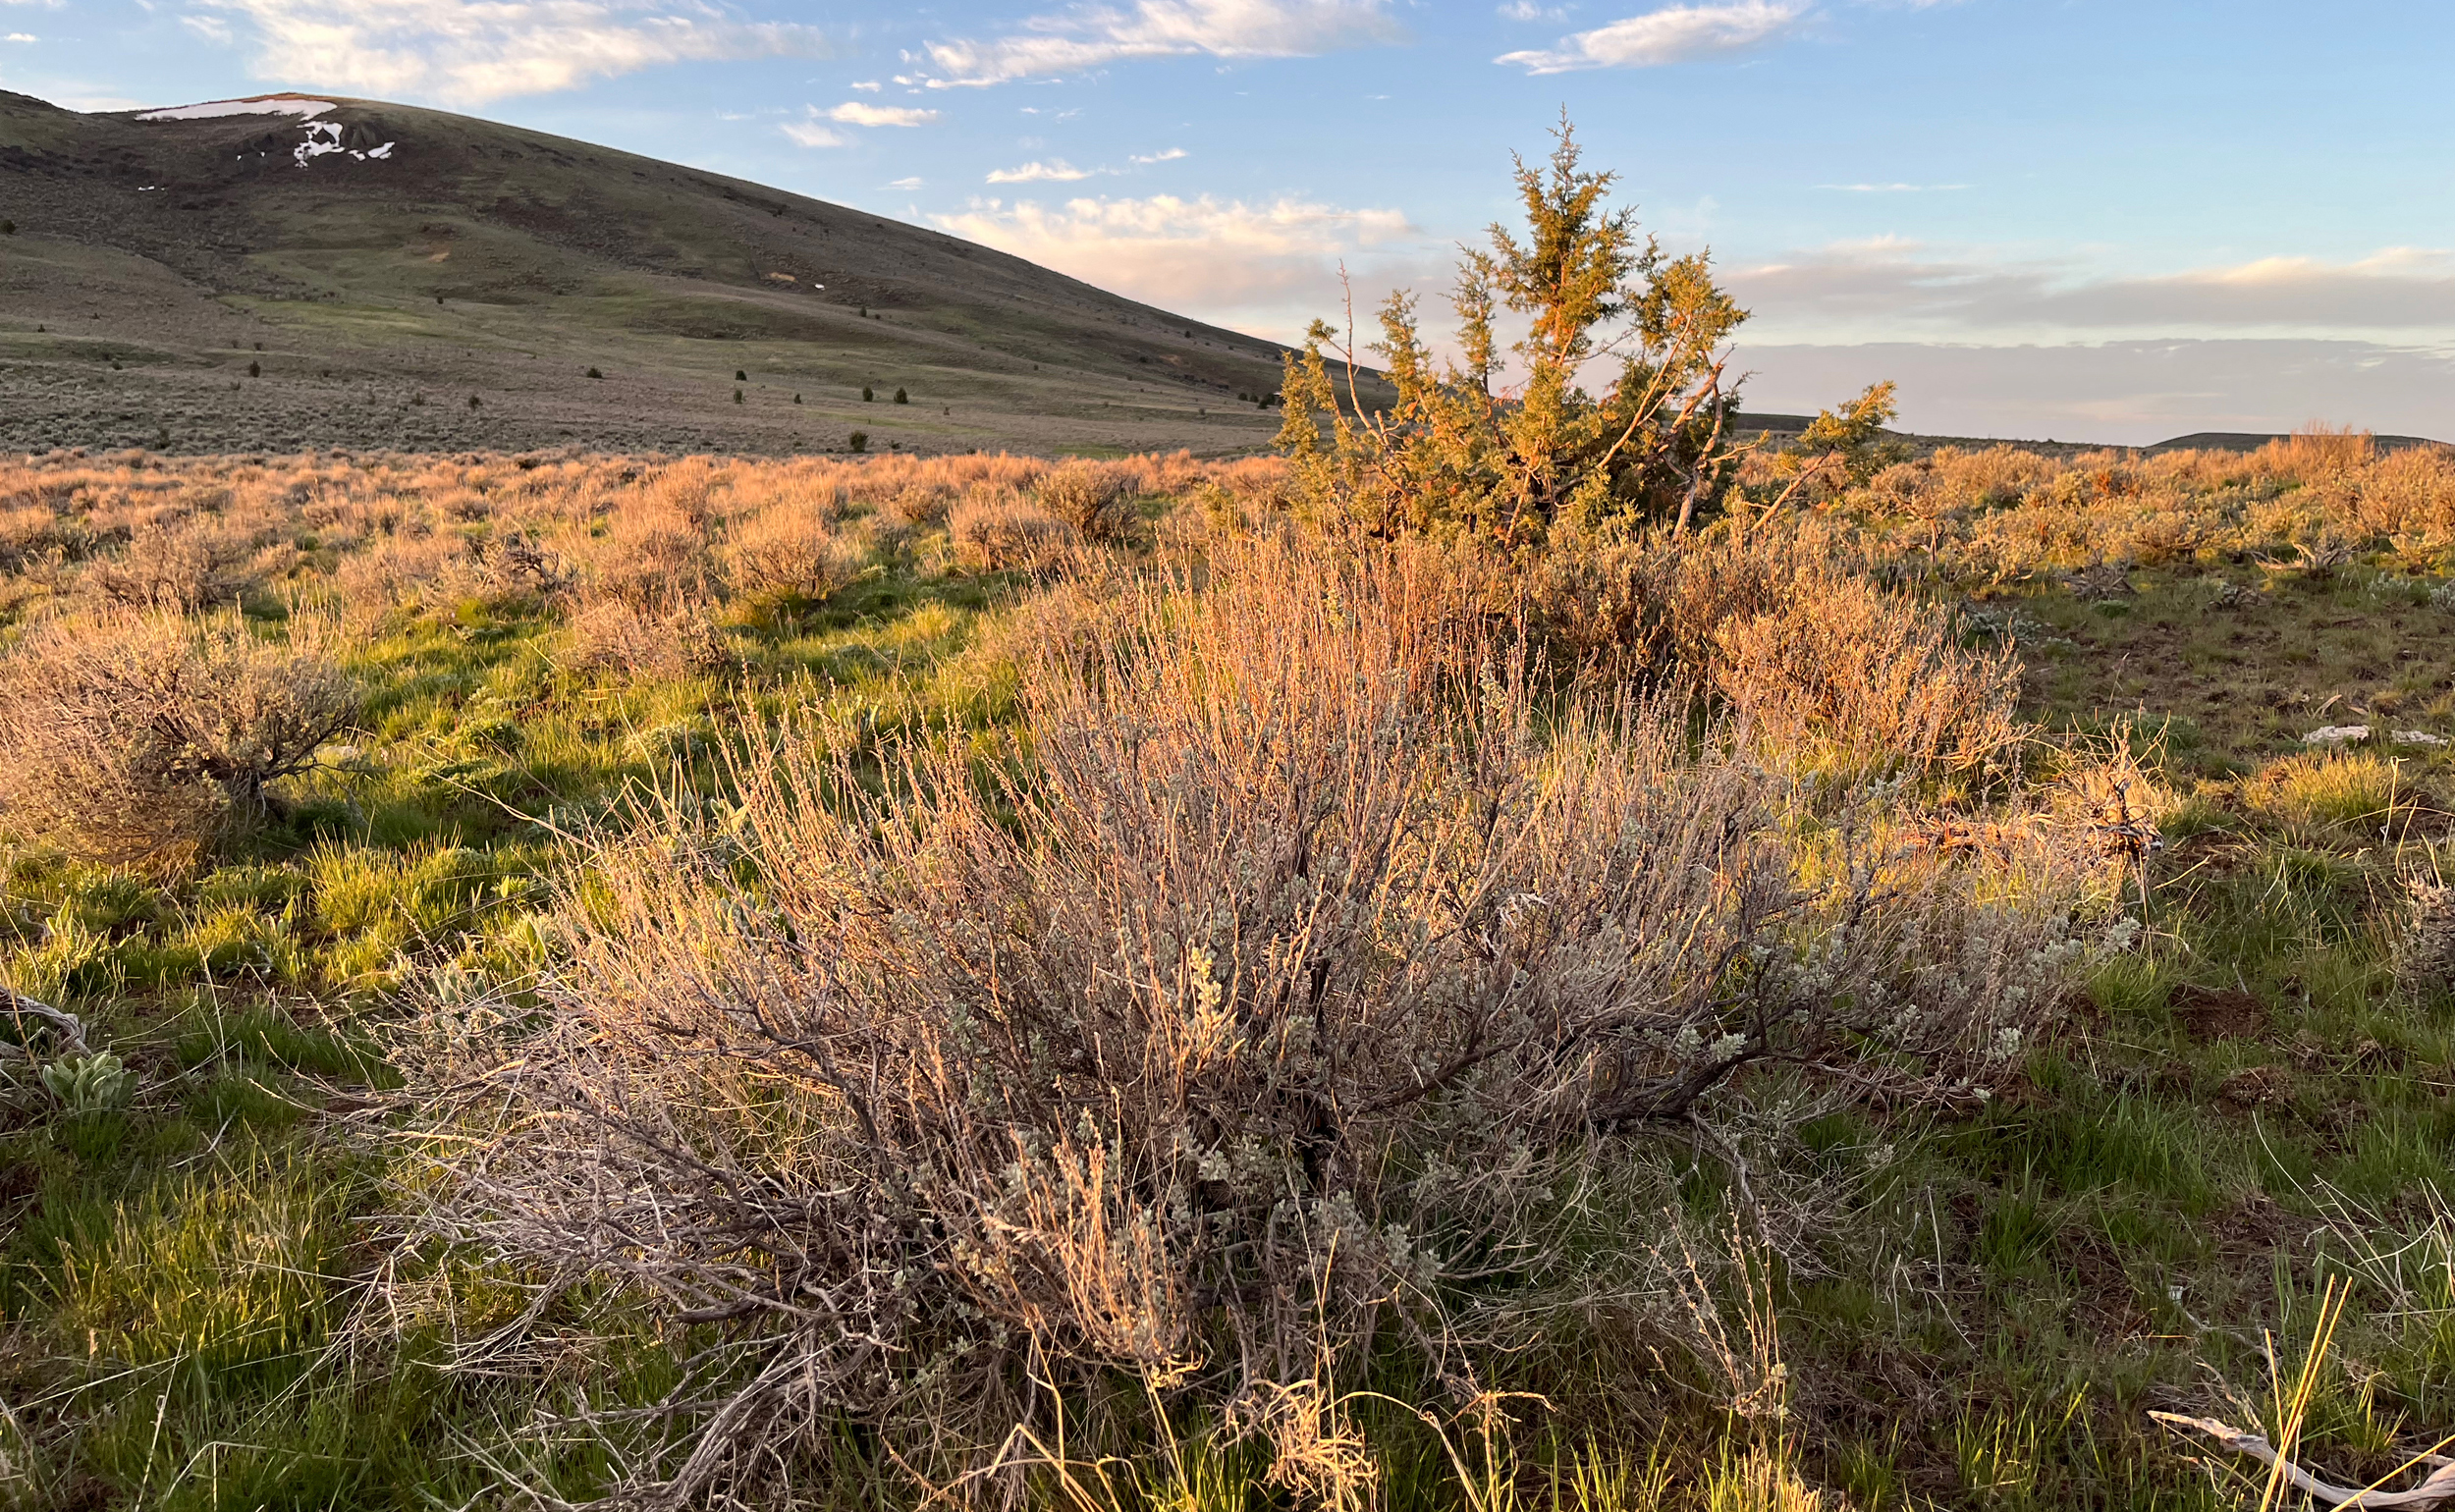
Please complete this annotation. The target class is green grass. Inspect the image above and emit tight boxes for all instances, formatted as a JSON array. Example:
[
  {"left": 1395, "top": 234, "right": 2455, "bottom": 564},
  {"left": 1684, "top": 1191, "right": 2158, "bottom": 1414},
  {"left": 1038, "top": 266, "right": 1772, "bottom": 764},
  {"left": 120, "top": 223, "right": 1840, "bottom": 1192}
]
[
  {"left": 0, "top": 514, "right": 1026, "bottom": 1510},
  {"left": 11, "top": 511, "right": 2455, "bottom": 1509}
]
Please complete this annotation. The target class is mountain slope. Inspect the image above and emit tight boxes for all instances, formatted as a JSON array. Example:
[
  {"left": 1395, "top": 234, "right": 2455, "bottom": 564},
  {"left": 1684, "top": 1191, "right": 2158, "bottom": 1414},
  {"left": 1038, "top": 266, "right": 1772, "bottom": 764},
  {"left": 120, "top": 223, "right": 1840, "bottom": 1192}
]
[{"left": 0, "top": 90, "right": 1309, "bottom": 456}]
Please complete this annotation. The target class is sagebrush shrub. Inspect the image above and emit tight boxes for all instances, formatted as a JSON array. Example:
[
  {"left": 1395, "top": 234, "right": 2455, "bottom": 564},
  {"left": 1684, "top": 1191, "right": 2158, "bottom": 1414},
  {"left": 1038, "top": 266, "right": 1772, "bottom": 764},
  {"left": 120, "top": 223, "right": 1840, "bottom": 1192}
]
[
  {"left": 1032, "top": 461, "right": 1136, "bottom": 541},
  {"left": 724, "top": 507, "right": 861, "bottom": 602},
  {"left": 0, "top": 613, "right": 355, "bottom": 869},
  {"left": 949, "top": 492, "right": 1076, "bottom": 572},
  {"left": 883, "top": 483, "right": 954, "bottom": 527},
  {"left": 89, "top": 517, "right": 256, "bottom": 611},
  {"left": 582, "top": 501, "right": 713, "bottom": 610},
  {"left": 559, "top": 599, "right": 728, "bottom": 680},
  {"left": 409, "top": 535, "right": 2084, "bottom": 1496}
]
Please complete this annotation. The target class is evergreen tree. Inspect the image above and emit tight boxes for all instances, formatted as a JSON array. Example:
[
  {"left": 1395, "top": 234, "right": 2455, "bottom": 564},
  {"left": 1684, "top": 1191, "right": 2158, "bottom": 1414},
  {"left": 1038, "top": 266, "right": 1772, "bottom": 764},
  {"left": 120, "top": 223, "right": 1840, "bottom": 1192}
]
[{"left": 1278, "top": 119, "right": 1891, "bottom": 544}]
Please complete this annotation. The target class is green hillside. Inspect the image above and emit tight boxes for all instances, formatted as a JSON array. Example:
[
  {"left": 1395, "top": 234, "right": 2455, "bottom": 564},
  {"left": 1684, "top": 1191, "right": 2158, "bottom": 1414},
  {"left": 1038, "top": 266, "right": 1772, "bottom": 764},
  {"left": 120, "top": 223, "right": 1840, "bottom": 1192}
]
[{"left": 0, "top": 90, "right": 1309, "bottom": 456}]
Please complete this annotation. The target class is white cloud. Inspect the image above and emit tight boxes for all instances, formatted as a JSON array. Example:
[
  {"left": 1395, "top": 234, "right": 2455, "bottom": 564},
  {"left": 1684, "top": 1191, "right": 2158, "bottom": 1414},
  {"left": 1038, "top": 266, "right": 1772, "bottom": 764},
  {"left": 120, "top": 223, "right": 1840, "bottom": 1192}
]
[
  {"left": 1497, "top": 0, "right": 1568, "bottom": 19},
  {"left": 3, "top": 29, "right": 33, "bottom": 40},
  {"left": 1496, "top": 0, "right": 1805, "bottom": 72},
  {"left": 1817, "top": 182, "right": 1968, "bottom": 192},
  {"left": 848, "top": 78, "right": 881, "bottom": 89},
  {"left": 198, "top": 0, "right": 827, "bottom": 106},
  {"left": 932, "top": 191, "right": 1420, "bottom": 334},
  {"left": 987, "top": 158, "right": 1092, "bottom": 182},
  {"left": 179, "top": 13, "right": 233, "bottom": 41},
  {"left": 920, "top": 0, "right": 1400, "bottom": 87},
  {"left": 1130, "top": 146, "right": 1187, "bottom": 163},
  {"left": 825, "top": 99, "right": 939, "bottom": 126},
  {"left": 781, "top": 118, "right": 849, "bottom": 147},
  {"left": 888, "top": 175, "right": 925, "bottom": 188}
]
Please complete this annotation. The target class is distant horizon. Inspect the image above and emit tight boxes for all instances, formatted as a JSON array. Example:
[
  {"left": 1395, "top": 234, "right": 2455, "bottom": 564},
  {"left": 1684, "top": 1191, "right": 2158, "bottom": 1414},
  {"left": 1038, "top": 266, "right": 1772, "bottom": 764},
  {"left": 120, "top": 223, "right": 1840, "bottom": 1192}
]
[{"left": 11, "top": 1, "right": 2451, "bottom": 443}]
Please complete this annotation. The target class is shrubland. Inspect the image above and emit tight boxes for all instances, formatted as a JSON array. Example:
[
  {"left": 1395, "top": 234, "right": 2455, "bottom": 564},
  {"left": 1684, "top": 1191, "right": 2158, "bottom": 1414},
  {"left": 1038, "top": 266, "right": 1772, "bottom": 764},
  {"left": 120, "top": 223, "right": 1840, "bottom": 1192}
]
[{"left": 5, "top": 136, "right": 2455, "bottom": 1512}]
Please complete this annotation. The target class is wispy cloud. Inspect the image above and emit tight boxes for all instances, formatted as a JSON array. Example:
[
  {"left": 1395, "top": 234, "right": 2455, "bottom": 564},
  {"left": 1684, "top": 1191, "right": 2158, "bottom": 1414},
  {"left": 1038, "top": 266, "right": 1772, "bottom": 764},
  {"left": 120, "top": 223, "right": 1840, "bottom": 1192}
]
[
  {"left": 985, "top": 148, "right": 1188, "bottom": 183},
  {"left": 888, "top": 175, "right": 925, "bottom": 189},
  {"left": 919, "top": 0, "right": 1400, "bottom": 87},
  {"left": 825, "top": 99, "right": 938, "bottom": 126},
  {"left": 987, "top": 158, "right": 1092, "bottom": 182},
  {"left": 1496, "top": 0, "right": 1804, "bottom": 73},
  {"left": 198, "top": 0, "right": 827, "bottom": 105},
  {"left": 3, "top": 30, "right": 34, "bottom": 40},
  {"left": 780, "top": 117, "right": 849, "bottom": 147},
  {"left": 1817, "top": 182, "right": 1969, "bottom": 192}
]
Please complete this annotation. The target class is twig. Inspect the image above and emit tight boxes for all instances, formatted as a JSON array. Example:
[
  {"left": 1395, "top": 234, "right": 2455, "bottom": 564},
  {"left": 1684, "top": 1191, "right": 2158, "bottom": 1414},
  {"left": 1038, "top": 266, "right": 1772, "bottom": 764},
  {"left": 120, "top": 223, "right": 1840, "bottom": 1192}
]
[{"left": 2152, "top": 1412, "right": 2455, "bottom": 1509}]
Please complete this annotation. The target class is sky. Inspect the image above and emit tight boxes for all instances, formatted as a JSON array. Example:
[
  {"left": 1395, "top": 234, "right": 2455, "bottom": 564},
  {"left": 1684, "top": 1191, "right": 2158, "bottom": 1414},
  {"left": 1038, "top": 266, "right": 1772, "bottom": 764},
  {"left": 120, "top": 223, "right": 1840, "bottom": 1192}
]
[{"left": 8, "top": 0, "right": 2455, "bottom": 443}]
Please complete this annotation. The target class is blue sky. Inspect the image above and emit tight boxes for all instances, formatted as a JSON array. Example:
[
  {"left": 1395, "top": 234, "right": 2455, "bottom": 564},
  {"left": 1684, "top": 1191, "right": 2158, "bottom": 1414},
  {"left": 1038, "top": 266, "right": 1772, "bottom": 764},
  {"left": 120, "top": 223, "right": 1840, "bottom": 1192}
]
[{"left": 11, "top": 0, "right": 2455, "bottom": 442}]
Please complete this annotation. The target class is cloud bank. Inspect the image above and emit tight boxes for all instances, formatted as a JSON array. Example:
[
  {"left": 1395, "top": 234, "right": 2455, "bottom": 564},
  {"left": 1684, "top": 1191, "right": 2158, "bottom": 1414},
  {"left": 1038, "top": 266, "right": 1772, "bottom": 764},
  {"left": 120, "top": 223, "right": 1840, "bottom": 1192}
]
[
  {"left": 932, "top": 191, "right": 1421, "bottom": 329},
  {"left": 1735, "top": 338, "right": 2455, "bottom": 448}
]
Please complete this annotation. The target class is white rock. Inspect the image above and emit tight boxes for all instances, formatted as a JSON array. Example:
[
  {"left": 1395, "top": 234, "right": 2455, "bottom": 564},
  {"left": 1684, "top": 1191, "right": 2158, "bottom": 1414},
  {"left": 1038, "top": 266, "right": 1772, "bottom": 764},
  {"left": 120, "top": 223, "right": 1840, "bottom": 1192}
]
[
  {"left": 2394, "top": 729, "right": 2452, "bottom": 747},
  {"left": 2303, "top": 725, "right": 2372, "bottom": 746}
]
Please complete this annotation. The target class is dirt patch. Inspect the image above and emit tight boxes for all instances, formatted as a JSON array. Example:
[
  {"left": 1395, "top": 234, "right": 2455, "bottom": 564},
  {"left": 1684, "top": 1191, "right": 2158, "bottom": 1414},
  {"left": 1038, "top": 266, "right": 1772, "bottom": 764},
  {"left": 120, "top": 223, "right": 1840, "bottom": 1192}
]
[{"left": 2170, "top": 984, "right": 2268, "bottom": 1041}]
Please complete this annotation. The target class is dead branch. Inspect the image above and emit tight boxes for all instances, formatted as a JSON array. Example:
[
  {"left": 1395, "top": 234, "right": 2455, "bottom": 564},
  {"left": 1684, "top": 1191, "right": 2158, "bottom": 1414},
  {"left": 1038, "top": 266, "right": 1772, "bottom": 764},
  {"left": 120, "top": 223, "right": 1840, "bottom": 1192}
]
[
  {"left": 0, "top": 991, "right": 87, "bottom": 1061},
  {"left": 2153, "top": 1412, "right": 2455, "bottom": 1509}
]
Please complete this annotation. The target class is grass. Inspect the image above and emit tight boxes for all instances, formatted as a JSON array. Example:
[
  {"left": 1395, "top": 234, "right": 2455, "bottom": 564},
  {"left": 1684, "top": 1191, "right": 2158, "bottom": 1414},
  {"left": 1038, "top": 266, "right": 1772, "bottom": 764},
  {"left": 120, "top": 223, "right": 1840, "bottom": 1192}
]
[{"left": 3, "top": 439, "right": 2455, "bottom": 1508}]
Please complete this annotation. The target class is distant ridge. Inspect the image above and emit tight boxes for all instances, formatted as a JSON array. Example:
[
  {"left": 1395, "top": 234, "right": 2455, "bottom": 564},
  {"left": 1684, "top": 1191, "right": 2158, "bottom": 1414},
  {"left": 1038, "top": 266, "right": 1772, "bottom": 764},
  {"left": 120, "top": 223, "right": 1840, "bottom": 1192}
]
[
  {"left": 1733, "top": 414, "right": 2454, "bottom": 458},
  {"left": 2147, "top": 430, "right": 2452, "bottom": 455}
]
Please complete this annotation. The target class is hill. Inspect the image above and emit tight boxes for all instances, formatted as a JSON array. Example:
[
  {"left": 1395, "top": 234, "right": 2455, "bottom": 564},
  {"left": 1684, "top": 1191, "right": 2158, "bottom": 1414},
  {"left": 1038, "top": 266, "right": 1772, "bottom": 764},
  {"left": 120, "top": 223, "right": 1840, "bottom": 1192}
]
[
  {"left": 2150, "top": 429, "right": 2450, "bottom": 454},
  {"left": 0, "top": 90, "right": 1310, "bottom": 457}
]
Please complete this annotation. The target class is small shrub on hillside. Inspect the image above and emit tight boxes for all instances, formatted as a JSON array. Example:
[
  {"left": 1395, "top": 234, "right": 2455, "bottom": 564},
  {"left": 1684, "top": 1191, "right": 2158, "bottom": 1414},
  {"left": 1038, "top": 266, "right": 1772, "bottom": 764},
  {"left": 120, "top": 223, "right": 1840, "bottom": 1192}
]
[
  {"left": 464, "top": 527, "right": 574, "bottom": 606},
  {"left": 847, "top": 431, "right": 867, "bottom": 453},
  {"left": 724, "top": 508, "right": 862, "bottom": 602},
  {"left": 1708, "top": 555, "right": 2024, "bottom": 780},
  {"left": 883, "top": 483, "right": 954, "bottom": 527},
  {"left": 582, "top": 501, "right": 714, "bottom": 609},
  {"left": 1512, "top": 532, "right": 2025, "bottom": 780},
  {"left": 893, "top": 387, "right": 908, "bottom": 405},
  {"left": 1033, "top": 460, "right": 1136, "bottom": 541},
  {"left": 949, "top": 492, "right": 1076, "bottom": 572},
  {"left": 0, "top": 614, "right": 355, "bottom": 869},
  {"left": 2396, "top": 861, "right": 2455, "bottom": 999},
  {"left": 560, "top": 599, "right": 728, "bottom": 680}
]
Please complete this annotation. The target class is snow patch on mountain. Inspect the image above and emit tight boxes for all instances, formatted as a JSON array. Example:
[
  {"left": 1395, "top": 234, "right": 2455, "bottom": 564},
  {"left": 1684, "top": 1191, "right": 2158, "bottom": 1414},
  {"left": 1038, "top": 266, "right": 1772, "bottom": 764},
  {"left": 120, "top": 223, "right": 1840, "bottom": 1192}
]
[{"left": 136, "top": 97, "right": 336, "bottom": 122}]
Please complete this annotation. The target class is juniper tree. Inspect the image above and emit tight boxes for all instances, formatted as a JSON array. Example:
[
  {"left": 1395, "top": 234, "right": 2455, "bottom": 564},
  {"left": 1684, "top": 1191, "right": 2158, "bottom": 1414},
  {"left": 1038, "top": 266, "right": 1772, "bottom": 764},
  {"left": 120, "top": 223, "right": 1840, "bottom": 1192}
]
[{"left": 1278, "top": 119, "right": 1889, "bottom": 545}]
